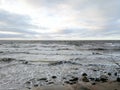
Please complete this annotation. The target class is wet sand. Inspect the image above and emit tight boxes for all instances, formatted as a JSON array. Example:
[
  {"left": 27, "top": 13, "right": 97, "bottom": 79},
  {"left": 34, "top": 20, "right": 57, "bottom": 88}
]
[{"left": 25, "top": 81, "right": 120, "bottom": 90}]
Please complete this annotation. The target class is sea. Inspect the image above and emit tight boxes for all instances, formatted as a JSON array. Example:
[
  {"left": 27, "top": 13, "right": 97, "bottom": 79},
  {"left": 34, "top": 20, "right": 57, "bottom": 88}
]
[{"left": 0, "top": 40, "right": 120, "bottom": 90}]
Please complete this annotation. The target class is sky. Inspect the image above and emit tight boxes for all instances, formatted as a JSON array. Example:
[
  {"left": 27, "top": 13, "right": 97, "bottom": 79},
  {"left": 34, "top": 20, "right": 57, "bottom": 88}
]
[{"left": 0, "top": 0, "right": 120, "bottom": 40}]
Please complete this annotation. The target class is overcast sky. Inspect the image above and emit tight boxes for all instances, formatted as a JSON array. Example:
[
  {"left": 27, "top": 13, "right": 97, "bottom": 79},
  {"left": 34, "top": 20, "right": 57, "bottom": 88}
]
[{"left": 0, "top": 0, "right": 120, "bottom": 40}]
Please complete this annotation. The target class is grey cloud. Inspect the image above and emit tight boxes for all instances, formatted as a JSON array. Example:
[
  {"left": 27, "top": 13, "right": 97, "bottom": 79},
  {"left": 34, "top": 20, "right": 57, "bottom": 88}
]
[
  {"left": 0, "top": 10, "right": 45, "bottom": 38},
  {"left": 0, "top": 33, "right": 26, "bottom": 38}
]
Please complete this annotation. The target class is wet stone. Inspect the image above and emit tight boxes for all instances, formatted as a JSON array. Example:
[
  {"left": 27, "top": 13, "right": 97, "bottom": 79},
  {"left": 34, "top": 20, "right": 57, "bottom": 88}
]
[
  {"left": 22, "top": 61, "right": 28, "bottom": 64},
  {"left": 100, "top": 75, "right": 108, "bottom": 82},
  {"left": 0, "top": 58, "right": 15, "bottom": 63},
  {"left": 69, "top": 77, "right": 78, "bottom": 82},
  {"left": 48, "top": 82, "right": 54, "bottom": 84},
  {"left": 38, "top": 78, "right": 47, "bottom": 81},
  {"left": 114, "top": 72, "right": 117, "bottom": 76},
  {"left": 95, "top": 78, "right": 100, "bottom": 82},
  {"left": 116, "top": 77, "right": 120, "bottom": 82},
  {"left": 34, "top": 84, "right": 38, "bottom": 87},
  {"left": 82, "top": 73, "right": 87, "bottom": 76},
  {"left": 82, "top": 76, "right": 89, "bottom": 82},
  {"left": 52, "top": 76, "right": 57, "bottom": 79},
  {"left": 89, "top": 78, "right": 95, "bottom": 81},
  {"left": 108, "top": 72, "right": 112, "bottom": 76},
  {"left": 25, "top": 81, "right": 31, "bottom": 84}
]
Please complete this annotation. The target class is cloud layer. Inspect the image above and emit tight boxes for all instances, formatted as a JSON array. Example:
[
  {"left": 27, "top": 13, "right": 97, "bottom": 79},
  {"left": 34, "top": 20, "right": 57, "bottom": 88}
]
[{"left": 0, "top": 0, "right": 120, "bottom": 40}]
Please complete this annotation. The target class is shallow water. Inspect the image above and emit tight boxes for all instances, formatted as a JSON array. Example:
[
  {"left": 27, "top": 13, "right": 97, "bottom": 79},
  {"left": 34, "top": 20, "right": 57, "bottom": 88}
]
[{"left": 0, "top": 40, "right": 120, "bottom": 90}]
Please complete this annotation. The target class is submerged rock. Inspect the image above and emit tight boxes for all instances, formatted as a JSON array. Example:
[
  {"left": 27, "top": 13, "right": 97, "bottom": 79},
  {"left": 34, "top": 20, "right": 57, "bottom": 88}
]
[
  {"left": 38, "top": 78, "right": 47, "bottom": 81},
  {"left": 0, "top": 58, "right": 15, "bottom": 63},
  {"left": 22, "top": 61, "right": 28, "bottom": 64}
]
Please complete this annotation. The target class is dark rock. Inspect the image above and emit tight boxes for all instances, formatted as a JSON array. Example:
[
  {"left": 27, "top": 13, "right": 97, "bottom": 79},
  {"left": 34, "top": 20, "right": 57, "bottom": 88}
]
[
  {"left": 92, "top": 52, "right": 102, "bottom": 55},
  {"left": 82, "top": 76, "right": 89, "bottom": 82},
  {"left": 25, "top": 81, "right": 31, "bottom": 84},
  {"left": 64, "top": 81, "right": 70, "bottom": 84},
  {"left": 38, "top": 78, "right": 47, "bottom": 81},
  {"left": 69, "top": 77, "right": 78, "bottom": 82},
  {"left": 0, "top": 58, "right": 14, "bottom": 63},
  {"left": 100, "top": 75, "right": 108, "bottom": 82},
  {"left": 63, "top": 77, "right": 66, "bottom": 79},
  {"left": 114, "top": 72, "right": 117, "bottom": 76},
  {"left": 95, "top": 78, "right": 100, "bottom": 82},
  {"left": 116, "top": 77, "right": 120, "bottom": 82},
  {"left": 108, "top": 72, "right": 111, "bottom": 76},
  {"left": 64, "top": 81, "right": 76, "bottom": 85},
  {"left": 89, "top": 78, "right": 95, "bottom": 81},
  {"left": 82, "top": 73, "right": 87, "bottom": 76},
  {"left": 0, "top": 51, "right": 3, "bottom": 53},
  {"left": 22, "top": 61, "right": 28, "bottom": 64},
  {"left": 48, "top": 82, "right": 54, "bottom": 84},
  {"left": 52, "top": 76, "right": 57, "bottom": 79},
  {"left": 27, "top": 87, "right": 31, "bottom": 89},
  {"left": 92, "top": 82, "right": 96, "bottom": 85},
  {"left": 34, "top": 84, "right": 38, "bottom": 87}
]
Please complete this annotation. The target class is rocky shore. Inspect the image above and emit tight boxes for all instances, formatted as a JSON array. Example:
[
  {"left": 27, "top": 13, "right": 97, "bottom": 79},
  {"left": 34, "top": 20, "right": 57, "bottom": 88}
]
[{"left": 23, "top": 72, "right": 120, "bottom": 90}]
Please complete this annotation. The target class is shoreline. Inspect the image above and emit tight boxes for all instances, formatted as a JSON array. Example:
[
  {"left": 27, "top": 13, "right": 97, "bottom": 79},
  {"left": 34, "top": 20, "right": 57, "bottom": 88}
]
[{"left": 25, "top": 81, "right": 120, "bottom": 90}]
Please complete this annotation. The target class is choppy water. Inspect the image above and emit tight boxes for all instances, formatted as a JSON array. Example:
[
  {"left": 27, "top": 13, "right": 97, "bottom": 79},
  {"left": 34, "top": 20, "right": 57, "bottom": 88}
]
[{"left": 0, "top": 40, "right": 120, "bottom": 90}]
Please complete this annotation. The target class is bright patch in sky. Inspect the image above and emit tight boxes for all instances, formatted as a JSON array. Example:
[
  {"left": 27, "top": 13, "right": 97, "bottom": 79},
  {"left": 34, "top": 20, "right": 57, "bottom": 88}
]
[{"left": 0, "top": 0, "right": 120, "bottom": 40}]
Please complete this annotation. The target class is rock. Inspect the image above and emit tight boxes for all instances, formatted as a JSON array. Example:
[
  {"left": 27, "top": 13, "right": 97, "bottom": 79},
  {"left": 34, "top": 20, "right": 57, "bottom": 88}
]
[
  {"left": 22, "top": 61, "right": 28, "bottom": 64},
  {"left": 82, "top": 76, "right": 89, "bottom": 82},
  {"left": 82, "top": 73, "right": 87, "bottom": 76},
  {"left": 64, "top": 81, "right": 70, "bottom": 84},
  {"left": 64, "top": 81, "right": 76, "bottom": 85},
  {"left": 89, "top": 78, "right": 95, "bottom": 81},
  {"left": 48, "top": 82, "right": 54, "bottom": 84},
  {"left": 116, "top": 77, "right": 120, "bottom": 82},
  {"left": 38, "top": 78, "right": 47, "bottom": 81},
  {"left": 100, "top": 75, "right": 108, "bottom": 82},
  {"left": 25, "top": 81, "right": 31, "bottom": 84},
  {"left": 69, "top": 77, "right": 78, "bottom": 82},
  {"left": 0, "top": 58, "right": 14, "bottom": 63},
  {"left": 114, "top": 72, "right": 117, "bottom": 76},
  {"left": 52, "top": 76, "right": 57, "bottom": 79},
  {"left": 95, "top": 78, "right": 100, "bottom": 82},
  {"left": 0, "top": 51, "right": 3, "bottom": 53},
  {"left": 34, "top": 84, "right": 38, "bottom": 87},
  {"left": 108, "top": 72, "right": 112, "bottom": 76}
]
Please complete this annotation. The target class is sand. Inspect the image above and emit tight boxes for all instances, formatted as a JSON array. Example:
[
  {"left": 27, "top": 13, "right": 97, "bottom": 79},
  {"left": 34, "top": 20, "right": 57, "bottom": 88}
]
[{"left": 23, "top": 81, "right": 120, "bottom": 90}]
